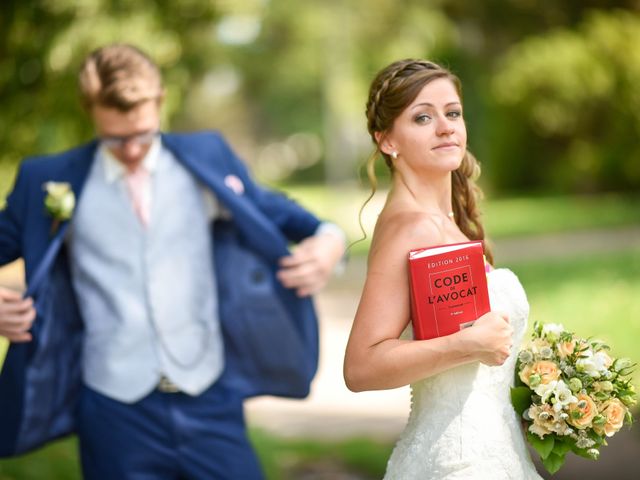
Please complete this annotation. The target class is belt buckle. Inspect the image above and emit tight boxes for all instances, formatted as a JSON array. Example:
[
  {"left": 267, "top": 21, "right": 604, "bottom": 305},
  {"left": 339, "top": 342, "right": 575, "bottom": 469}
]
[{"left": 157, "top": 376, "right": 181, "bottom": 393}]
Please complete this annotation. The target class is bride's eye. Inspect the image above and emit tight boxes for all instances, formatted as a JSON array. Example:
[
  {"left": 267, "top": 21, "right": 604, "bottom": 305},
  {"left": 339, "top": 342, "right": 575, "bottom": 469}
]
[{"left": 414, "top": 113, "right": 432, "bottom": 125}]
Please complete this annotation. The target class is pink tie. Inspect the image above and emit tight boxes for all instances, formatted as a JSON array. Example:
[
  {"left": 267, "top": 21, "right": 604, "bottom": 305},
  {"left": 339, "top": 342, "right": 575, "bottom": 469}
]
[{"left": 125, "top": 167, "right": 150, "bottom": 227}]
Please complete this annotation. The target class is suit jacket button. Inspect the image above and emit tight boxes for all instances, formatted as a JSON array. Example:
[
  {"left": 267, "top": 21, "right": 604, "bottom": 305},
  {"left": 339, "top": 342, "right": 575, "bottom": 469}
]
[{"left": 251, "top": 269, "right": 266, "bottom": 284}]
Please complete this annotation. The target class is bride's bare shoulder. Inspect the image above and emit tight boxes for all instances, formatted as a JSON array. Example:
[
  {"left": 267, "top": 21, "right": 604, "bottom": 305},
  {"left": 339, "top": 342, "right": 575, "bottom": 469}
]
[{"left": 370, "top": 210, "right": 445, "bottom": 261}]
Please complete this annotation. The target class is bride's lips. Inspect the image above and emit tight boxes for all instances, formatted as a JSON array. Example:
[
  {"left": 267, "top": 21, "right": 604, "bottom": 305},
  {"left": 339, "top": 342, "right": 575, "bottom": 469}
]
[{"left": 432, "top": 142, "right": 458, "bottom": 150}]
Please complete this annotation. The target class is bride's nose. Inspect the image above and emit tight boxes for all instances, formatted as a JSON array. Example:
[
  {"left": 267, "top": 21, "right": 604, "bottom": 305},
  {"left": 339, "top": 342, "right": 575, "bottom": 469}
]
[{"left": 435, "top": 116, "right": 455, "bottom": 136}]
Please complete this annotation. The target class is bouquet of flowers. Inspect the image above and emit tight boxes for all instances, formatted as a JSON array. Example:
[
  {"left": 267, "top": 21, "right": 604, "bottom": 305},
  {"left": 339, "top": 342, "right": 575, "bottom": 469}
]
[{"left": 511, "top": 322, "right": 637, "bottom": 474}]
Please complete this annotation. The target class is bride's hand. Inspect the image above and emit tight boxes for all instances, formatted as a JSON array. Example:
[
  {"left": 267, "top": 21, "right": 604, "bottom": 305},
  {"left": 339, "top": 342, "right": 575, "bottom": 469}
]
[{"left": 464, "top": 311, "right": 513, "bottom": 366}]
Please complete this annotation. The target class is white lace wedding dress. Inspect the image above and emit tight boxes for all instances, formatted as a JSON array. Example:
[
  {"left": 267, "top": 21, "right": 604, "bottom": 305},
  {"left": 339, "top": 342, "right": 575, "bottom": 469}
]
[{"left": 385, "top": 269, "right": 542, "bottom": 480}]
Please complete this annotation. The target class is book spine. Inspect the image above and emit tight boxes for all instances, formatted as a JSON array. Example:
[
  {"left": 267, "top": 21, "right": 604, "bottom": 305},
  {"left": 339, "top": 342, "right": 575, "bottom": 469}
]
[{"left": 409, "top": 267, "right": 425, "bottom": 340}]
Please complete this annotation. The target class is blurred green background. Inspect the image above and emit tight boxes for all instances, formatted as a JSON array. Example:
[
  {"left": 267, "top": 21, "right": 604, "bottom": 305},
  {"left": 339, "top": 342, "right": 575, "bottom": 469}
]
[
  {"left": 1, "top": 0, "right": 640, "bottom": 479},
  {"left": 4, "top": 0, "right": 640, "bottom": 194}
]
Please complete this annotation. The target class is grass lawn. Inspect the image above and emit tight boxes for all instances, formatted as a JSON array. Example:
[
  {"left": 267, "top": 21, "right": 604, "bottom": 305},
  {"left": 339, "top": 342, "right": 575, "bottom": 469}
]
[
  {"left": 0, "top": 431, "right": 392, "bottom": 480},
  {"left": 250, "top": 430, "right": 391, "bottom": 479},
  {"left": 0, "top": 438, "right": 82, "bottom": 480},
  {"left": 275, "top": 183, "right": 640, "bottom": 256},
  {"left": 1, "top": 247, "right": 638, "bottom": 479}
]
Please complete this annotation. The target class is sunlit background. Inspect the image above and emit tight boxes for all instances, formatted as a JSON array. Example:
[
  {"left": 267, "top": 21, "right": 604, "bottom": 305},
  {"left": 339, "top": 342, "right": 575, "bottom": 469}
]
[
  {"left": 4, "top": 0, "right": 640, "bottom": 193},
  {"left": 1, "top": 1, "right": 639, "bottom": 479}
]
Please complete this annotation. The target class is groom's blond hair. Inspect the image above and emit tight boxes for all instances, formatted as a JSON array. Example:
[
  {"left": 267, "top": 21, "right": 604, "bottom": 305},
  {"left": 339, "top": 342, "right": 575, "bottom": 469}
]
[{"left": 78, "top": 44, "right": 164, "bottom": 111}]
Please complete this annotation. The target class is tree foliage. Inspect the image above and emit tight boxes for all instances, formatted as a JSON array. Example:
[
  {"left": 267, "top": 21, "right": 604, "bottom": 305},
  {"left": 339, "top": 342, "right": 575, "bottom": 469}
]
[
  {"left": 2, "top": 1, "right": 640, "bottom": 192},
  {"left": 491, "top": 9, "right": 640, "bottom": 192},
  {"left": 0, "top": 0, "right": 220, "bottom": 164}
]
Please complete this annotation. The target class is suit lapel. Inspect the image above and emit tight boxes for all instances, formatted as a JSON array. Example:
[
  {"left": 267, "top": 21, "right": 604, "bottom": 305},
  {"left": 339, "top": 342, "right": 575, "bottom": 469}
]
[
  {"left": 162, "top": 134, "right": 289, "bottom": 263},
  {"left": 25, "top": 143, "right": 97, "bottom": 297}
]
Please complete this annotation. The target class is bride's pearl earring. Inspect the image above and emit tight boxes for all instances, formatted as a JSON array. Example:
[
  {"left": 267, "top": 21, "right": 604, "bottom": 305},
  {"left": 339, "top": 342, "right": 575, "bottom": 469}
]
[{"left": 391, "top": 151, "right": 398, "bottom": 159}]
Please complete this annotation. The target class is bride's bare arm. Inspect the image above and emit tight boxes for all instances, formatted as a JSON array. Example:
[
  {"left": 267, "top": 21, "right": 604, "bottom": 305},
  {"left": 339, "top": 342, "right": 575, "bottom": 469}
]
[{"left": 343, "top": 214, "right": 513, "bottom": 392}]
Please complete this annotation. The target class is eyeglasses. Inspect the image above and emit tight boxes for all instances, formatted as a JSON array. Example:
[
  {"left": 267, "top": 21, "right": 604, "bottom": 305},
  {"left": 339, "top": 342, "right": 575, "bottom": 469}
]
[{"left": 100, "top": 130, "right": 159, "bottom": 149}]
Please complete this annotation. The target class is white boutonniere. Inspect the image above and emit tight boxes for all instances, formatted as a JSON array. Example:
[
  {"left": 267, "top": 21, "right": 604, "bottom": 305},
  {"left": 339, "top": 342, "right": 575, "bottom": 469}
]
[{"left": 43, "top": 181, "right": 75, "bottom": 234}]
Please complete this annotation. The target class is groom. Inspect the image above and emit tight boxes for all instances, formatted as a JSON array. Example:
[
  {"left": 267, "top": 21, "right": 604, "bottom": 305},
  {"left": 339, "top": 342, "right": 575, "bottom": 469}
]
[{"left": 0, "top": 43, "right": 345, "bottom": 479}]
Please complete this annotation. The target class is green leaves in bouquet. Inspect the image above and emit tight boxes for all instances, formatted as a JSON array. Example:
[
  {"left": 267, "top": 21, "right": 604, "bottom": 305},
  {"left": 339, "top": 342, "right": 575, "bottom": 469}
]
[
  {"left": 526, "top": 432, "right": 573, "bottom": 474},
  {"left": 527, "top": 431, "right": 554, "bottom": 459},
  {"left": 542, "top": 451, "right": 566, "bottom": 475},
  {"left": 510, "top": 386, "right": 532, "bottom": 416}
]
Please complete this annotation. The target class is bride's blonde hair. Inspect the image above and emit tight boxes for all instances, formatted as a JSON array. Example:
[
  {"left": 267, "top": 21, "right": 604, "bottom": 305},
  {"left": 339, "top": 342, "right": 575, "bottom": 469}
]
[{"left": 361, "top": 59, "right": 493, "bottom": 264}]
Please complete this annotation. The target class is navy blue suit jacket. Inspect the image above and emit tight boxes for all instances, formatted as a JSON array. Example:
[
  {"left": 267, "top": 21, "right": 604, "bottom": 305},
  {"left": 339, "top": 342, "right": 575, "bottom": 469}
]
[{"left": 0, "top": 131, "right": 321, "bottom": 456}]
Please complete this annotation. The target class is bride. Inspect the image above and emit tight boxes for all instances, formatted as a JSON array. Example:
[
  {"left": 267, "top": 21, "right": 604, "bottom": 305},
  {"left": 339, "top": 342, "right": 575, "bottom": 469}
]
[{"left": 343, "top": 59, "right": 542, "bottom": 479}]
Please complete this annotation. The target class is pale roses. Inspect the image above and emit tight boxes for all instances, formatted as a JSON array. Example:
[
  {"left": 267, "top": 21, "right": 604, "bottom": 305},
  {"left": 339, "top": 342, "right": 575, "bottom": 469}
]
[
  {"left": 595, "top": 398, "right": 627, "bottom": 437},
  {"left": 556, "top": 340, "right": 575, "bottom": 358},
  {"left": 567, "top": 393, "right": 598, "bottom": 429},
  {"left": 519, "top": 360, "right": 561, "bottom": 387}
]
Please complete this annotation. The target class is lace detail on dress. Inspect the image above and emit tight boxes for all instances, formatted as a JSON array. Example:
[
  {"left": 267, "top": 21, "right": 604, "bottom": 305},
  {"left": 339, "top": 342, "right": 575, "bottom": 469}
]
[{"left": 385, "top": 269, "right": 542, "bottom": 480}]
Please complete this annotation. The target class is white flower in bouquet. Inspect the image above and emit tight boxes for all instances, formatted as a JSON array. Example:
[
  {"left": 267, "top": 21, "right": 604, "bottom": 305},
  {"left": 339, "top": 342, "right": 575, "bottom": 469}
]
[
  {"left": 551, "top": 381, "right": 578, "bottom": 412},
  {"left": 541, "top": 323, "right": 565, "bottom": 340},
  {"left": 577, "top": 349, "right": 613, "bottom": 378},
  {"left": 575, "top": 434, "right": 595, "bottom": 449}
]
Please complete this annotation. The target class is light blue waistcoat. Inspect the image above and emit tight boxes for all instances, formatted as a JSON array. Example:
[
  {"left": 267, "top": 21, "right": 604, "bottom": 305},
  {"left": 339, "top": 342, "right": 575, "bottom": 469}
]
[{"left": 68, "top": 145, "right": 223, "bottom": 402}]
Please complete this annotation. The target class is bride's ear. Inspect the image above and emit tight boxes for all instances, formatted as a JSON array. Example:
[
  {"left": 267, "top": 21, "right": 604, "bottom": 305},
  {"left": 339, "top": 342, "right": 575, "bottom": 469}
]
[{"left": 375, "top": 131, "right": 396, "bottom": 157}]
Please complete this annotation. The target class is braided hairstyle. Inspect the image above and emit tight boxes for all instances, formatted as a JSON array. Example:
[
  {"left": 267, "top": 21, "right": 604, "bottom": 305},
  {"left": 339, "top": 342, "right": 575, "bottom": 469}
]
[{"left": 362, "top": 59, "right": 493, "bottom": 263}]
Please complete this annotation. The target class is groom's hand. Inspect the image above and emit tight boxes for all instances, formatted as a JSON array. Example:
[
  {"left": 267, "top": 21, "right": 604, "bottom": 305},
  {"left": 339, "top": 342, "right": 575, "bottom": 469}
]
[
  {"left": 0, "top": 286, "right": 36, "bottom": 342},
  {"left": 276, "top": 229, "right": 346, "bottom": 297}
]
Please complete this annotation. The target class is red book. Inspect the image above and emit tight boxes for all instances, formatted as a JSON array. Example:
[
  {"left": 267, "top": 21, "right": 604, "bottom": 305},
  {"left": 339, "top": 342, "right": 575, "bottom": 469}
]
[{"left": 408, "top": 240, "right": 490, "bottom": 340}]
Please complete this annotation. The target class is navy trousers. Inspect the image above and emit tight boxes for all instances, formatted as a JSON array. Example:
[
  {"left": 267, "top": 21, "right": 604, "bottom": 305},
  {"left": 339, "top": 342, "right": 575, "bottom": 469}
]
[{"left": 77, "top": 381, "right": 264, "bottom": 480}]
